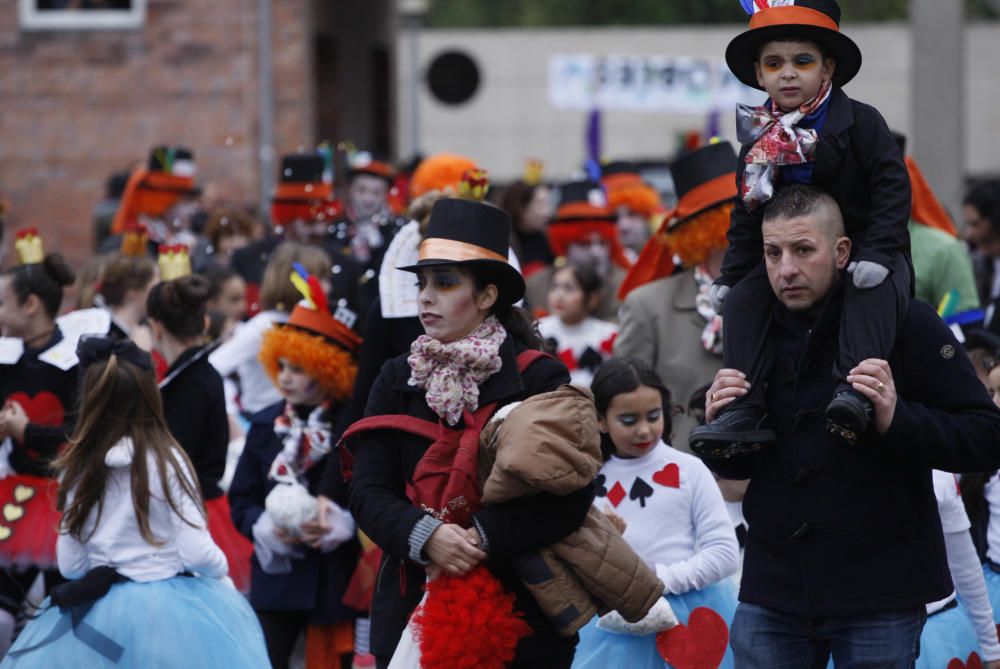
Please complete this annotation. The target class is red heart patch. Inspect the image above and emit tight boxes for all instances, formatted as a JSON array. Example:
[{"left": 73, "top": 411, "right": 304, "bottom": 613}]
[
  {"left": 607, "top": 481, "right": 626, "bottom": 508},
  {"left": 653, "top": 463, "right": 680, "bottom": 488},
  {"left": 656, "top": 607, "right": 728, "bottom": 669},
  {"left": 948, "top": 653, "right": 984, "bottom": 669},
  {"left": 8, "top": 392, "right": 64, "bottom": 427}
]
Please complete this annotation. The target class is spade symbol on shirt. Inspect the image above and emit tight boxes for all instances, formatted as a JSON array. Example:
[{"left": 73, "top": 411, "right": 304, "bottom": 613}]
[
  {"left": 595, "top": 474, "right": 608, "bottom": 497},
  {"left": 629, "top": 478, "right": 654, "bottom": 508}
]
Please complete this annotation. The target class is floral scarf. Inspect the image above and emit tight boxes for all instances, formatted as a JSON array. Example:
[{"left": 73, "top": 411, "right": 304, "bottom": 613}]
[
  {"left": 693, "top": 265, "right": 724, "bottom": 356},
  {"left": 407, "top": 315, "right": 506, "bottom": 426},
  {"left": 268, "top": 402, "right": 332, "bottom": 481},
  {"left": 737, "top": 80, "right": 832, "bottom": 210}
]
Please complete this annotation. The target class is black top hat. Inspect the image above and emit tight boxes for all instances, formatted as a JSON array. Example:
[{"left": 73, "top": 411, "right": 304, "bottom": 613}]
[
  {"left": 554, "top": 181, "right": 615, "bottom": 222},
  {"left": 398, "top": 198, "right": 525, "bottom": 305},
  {"left": 601, "top": 161, "right": 639, "bottom": 179},
  {"left": 964, "top": 329, "right": 1000, "bottom": 354},
  {"left": 726, "top": 0, "right": 862, "bottom": 90},
  {"left": 667, "top": 142, "right": 739, "bottom": 228},
  {"left": 280, "top": 154, "right": 326, "bottom": 184}
]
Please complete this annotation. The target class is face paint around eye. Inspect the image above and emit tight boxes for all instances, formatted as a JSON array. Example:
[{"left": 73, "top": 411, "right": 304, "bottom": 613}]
[
  {"left": 793, "top": 59, "right": 819, "bottom": 71},
  {"left": 762, "top": 60, "right": 784, "bottom": 73}
]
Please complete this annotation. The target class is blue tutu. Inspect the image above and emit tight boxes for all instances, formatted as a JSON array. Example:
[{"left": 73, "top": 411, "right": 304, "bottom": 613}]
[
  {"left": 573, "top": 579, "right": 738, "bottom": 669},
  {"left": 915, "top": 600, "right": 982, "bottom": 669},
  {"left": 984, "top": 564, "right": 1000, "bottom": 624},
  {"left": 1, "top": 575, "right": 269, "bottom": 668}
]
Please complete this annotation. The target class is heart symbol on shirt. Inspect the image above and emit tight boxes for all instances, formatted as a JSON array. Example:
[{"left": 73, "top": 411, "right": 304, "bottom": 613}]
[
  {"left": 948, "top": 653, "right": 984, "bottom": 669},
  {"left": 3, "top": 504, "right": 24, "bottom": 523},
  {"left": 656, "top": 607, "right": 729, "bottom": 669},
  {"left": 652, "top": 463, "right": 680, "bottom": 488},
  {"left": 13, "top": 485, "right": 34, "bottom": 504},
  {"left": 7, "top": 391, "right": 64, "bottom": 427},
  {"left": 0, "top": 526, "right": 11, "bottom": 541}
]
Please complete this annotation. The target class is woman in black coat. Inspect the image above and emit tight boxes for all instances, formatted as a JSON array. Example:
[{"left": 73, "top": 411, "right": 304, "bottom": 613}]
[
  {"left": 348, "top": 198, "right": 592, "bottom": 669},
  {"left": 147, "top": 275, "right": 253, "bottom": 592}
]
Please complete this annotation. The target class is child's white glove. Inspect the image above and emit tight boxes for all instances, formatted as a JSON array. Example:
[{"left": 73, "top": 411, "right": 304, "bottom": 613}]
[
  {"left": 596, "top": 598, "right": 678, "bottom": 635},
  {"left": 847, "top": 261, "right": 889, "bottom": 289},
  {"left": 709, "top": 284, "right": 730, "bottom": 315}
]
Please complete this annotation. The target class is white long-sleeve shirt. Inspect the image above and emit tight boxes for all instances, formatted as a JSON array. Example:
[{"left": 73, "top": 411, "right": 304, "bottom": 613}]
[
  {"left": 57, "top": 438, "right": 227, "bottom": 583},
  {"left": 931, "top": 470, "right": 1000, "bottom": 661},
  {"left": 596, "top": 441, "right": 739, "bottom": 595},
  {"left": 209, "top": 309, "right": 286, "bottom": 414}
]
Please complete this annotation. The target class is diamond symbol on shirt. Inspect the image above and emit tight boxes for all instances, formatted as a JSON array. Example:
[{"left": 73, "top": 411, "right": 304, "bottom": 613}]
[{"left": 607, "top": 481, "right": 626, "bottom": 508}]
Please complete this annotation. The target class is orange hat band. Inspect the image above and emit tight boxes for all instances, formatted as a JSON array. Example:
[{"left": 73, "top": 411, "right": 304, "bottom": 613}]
[
  {"left": 749, "top": 6, "right": 839, "bottom": 32},
  {"left": 673, "top": 173, "right": 737, "bottom": 223},
  {"left": 274, "top": 182, "right": 333, "bottom": 201},
  {"left": 418, "top": 238, "right": 508, "bottom": 264}
]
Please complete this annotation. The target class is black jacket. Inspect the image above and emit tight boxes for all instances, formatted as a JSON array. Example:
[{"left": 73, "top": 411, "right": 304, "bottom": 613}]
[
  {"left": 229, "top": 401, "right": 361, "bottom": 623},
  {"left": 318, "top": 297, "right": 424, "bottom": 499},
  {"left": 348, "top": 336, "right": 592, "bottom": 660},
  {"left": 160, "top": 346, "right": 228, "bottom": 500},
  {"left": 720, "top": 87, "right": 912, "bottom": 286},
  {"left": 701, "top": 283, "right": 1000, "bottom": 617},
  {"left": 0, "top": 329, "right": 79, "bottom": 477}
]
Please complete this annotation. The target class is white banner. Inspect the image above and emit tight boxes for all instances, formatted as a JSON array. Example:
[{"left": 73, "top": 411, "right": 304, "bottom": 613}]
[{"left": 549, "top": 54, "right": 763, "bottom": 113}]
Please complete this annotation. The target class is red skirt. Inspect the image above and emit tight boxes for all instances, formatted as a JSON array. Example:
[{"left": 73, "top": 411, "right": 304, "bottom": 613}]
[
  {"left": 206, "top": 496, "right": 253, "bottom": 594},
  {"left": 0, "top": 475, "right": 60, "bottom": 571}
]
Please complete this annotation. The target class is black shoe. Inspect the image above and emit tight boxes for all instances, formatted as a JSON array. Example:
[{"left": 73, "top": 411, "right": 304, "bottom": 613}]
[
  {"left": 689, "top": 406, "right": 776, "bottom": 459},
  {"left": 825, "top": 390, "right": 873, "bottom": 445}
]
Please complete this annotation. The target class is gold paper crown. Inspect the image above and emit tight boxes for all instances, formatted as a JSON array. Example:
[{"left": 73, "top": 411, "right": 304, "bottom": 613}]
[
  {"left": 121, "top": 223, "right": 149, "bottom": 258},
  {"left": 14, "top": 228, "right": 44, "bottom": 265},
  {"left": 457, "top": 168, "right": 490, "bottom": 202},
  {"left": 523, "top": 159, "right": 544, "bottom": 186},
  {"left": 157, "top": 244, "right": 192, "bottom": 281}
]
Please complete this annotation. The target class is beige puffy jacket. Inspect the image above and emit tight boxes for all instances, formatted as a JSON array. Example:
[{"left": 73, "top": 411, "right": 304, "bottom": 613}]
[{"left": 479, "top": 384, "right": 664, "bottom": 636}]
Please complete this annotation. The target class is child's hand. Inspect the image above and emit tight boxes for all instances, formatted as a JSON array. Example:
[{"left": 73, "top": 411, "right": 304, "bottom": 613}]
[
  {"left": 0, "top": 402, "right": 28, "bottom": 442},
  {"left": 847, "top": 261, "right": 889, "bottom": 289},
  {"left": 273, "top": 525, "right": 301, "bottom": 546}
]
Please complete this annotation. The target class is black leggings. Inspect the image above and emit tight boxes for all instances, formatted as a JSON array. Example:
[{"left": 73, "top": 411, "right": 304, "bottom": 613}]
[
  {"left": 0, "top": 567, "right": 65, "bottom": 616},
  {"left": 256, "top": 610, "right": 309, "bottom": 669}
]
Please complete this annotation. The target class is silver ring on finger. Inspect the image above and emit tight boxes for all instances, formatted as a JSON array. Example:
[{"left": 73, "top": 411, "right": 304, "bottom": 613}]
[{"left": 875, "top": 381, "right": 885, "bottom": 395}]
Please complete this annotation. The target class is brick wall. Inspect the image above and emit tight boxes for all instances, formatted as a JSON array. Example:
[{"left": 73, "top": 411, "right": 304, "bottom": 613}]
[{"left": 0, "top": 0, "right": 317, "bottom": 270}]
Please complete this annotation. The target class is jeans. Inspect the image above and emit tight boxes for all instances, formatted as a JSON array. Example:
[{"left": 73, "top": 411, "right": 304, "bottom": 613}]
[{"left": 730, "top": 602, "right": 927, "bottom": 669}]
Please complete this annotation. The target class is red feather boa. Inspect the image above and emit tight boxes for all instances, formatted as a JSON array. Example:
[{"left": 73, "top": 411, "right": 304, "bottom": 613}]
[{"left": 411, "top": 566, "right": 531, "bottom": 669}]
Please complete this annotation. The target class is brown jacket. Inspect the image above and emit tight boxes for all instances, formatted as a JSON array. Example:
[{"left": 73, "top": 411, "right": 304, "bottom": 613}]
[{"left": 479, "top": 384, "right": 664, "bottom": 636}]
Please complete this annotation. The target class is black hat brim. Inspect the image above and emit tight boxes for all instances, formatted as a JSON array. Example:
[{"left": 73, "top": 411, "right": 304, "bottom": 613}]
[
  {"left": 726, "top": 24, "right": 862, "bottom": 90},
  {"left": 398, "top": 258, "right": 526, "bottom": 306}
]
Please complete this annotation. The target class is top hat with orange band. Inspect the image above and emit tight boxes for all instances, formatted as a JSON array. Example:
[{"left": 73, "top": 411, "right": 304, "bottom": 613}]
[
  {"left": 726, "top": 0, "right": 862, "bottom": 90},
  {"left": 271, "top": 154, "right": 339, "bottom": 226},
  {"left": 398, "top": 198, "right": 525, "bottom": 306},
  {"left": 346, "top": 151, "right": 395, "bottom": 183},
  {"left": 111, "top": 145, "right": 200, "bottom": 234}
]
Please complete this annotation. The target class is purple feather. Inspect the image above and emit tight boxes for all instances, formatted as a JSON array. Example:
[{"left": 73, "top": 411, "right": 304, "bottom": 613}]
[{"left": 586, "top": 108, "right": 602, "bottom": 165}]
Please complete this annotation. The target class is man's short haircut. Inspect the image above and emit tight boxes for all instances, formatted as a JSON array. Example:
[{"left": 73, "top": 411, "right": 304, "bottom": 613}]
[{"left": 762, "top": 184, "right": 845, "bottom": 237}]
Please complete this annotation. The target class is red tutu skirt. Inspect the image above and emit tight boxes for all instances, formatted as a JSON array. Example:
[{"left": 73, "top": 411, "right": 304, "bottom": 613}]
[
  {"left": 206, "top": 496, "right": 253, "bottom": 594},
  {"left": 0, "top": 475, "right": 60, "bottom": 570}
]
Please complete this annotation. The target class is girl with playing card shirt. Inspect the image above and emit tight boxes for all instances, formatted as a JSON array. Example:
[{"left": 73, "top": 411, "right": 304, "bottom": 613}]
[{"left": 573, "top": 357, "right": 740, "bottom": 669}]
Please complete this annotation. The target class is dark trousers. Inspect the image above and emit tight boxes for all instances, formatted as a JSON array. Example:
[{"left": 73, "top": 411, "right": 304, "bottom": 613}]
[
  {"left": 722, "top": 254, "right": 910, "bottom": 411},
  {"left": 256, "top": 609, "right": 309, "bottom": 669}
]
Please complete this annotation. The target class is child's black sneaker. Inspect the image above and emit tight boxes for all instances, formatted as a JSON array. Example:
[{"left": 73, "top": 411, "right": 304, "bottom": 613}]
[
  {"left": 689, "top": 406, "right": 776, "bottom": 459},
  {"left": 825, "top": 390, "right": 873, "bottom": 445}
]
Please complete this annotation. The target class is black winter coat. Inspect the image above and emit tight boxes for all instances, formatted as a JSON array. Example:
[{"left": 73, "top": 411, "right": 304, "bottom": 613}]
[
  {"left": 348, "top": 335, "right": 593, "bottom": 660},
  {"left": 229, "top": 401, "right": 361, "bottom": 623},
  {"left": 720, "top": 87, "right": 912, "bottom": 286},
  {"left": 161, "top": 346, "right": 228, "bottom": 500},
  {"left": 0, "top": 329, "right": 78, "bottom": 477},
  {"left": 701, "top": 282, "right": 1000, "bottom": 617}
]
